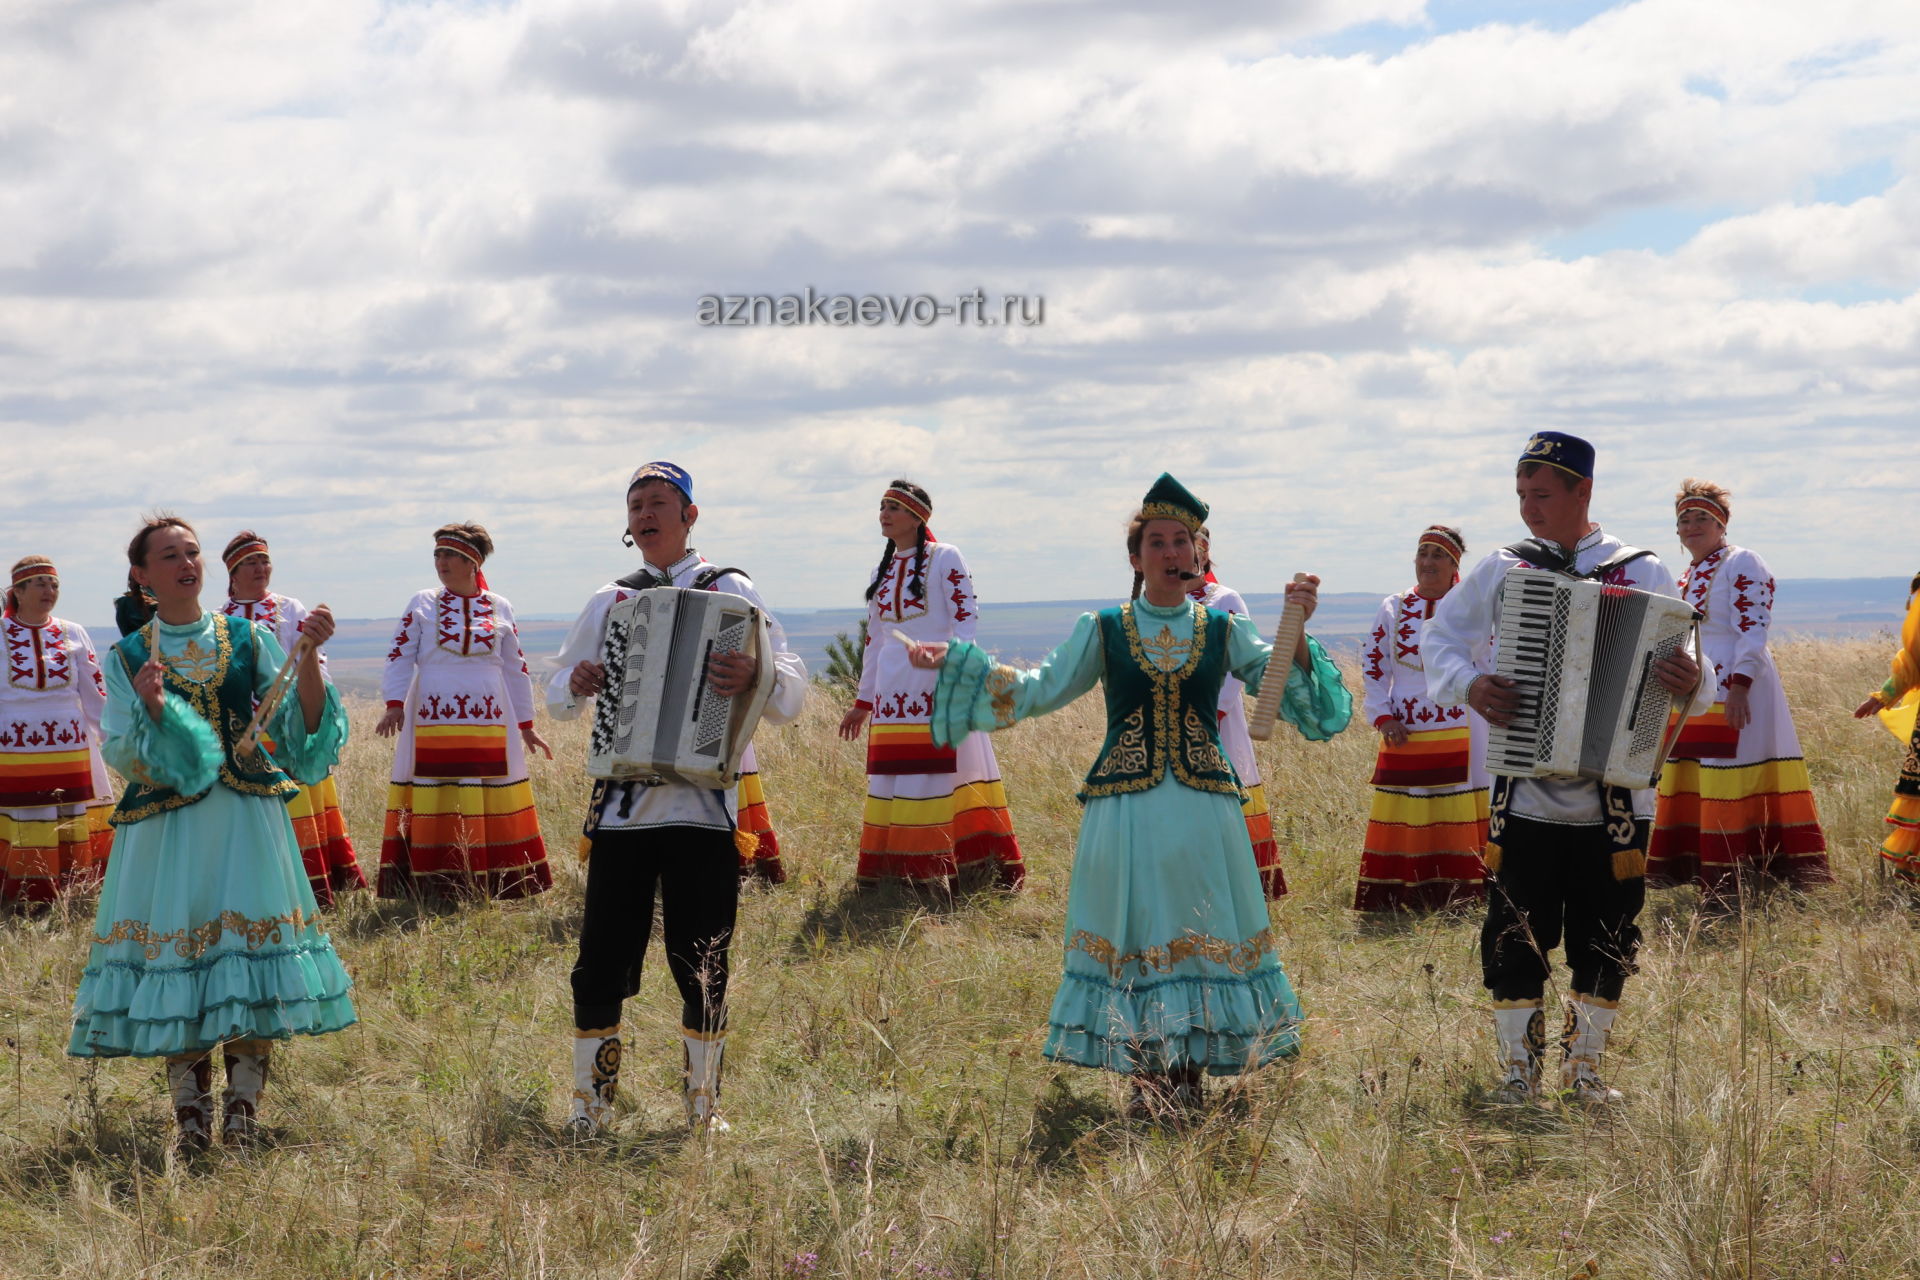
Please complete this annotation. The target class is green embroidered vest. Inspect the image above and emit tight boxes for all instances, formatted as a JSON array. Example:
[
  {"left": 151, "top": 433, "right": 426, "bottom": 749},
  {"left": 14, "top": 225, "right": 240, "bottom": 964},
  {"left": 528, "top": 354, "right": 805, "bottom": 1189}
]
[
  {"left": 1081, "top": 602, "right": 1243, "bottom": 802},
  {"left": 110, "top": 613, "right": 299, "bottom": 825}
]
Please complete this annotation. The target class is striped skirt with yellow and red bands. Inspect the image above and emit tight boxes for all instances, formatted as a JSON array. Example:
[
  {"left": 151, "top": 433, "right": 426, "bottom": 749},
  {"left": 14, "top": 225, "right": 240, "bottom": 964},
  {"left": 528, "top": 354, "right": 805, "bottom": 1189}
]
[
  {"left": 0, "top": 802, "right": 111, "bottom": 906},
  {"left": 734, "top": 767, "right": 786, "bottom": 884},
  {"left": 286, "top": 775, "right": 368, "bottom": 908},
  {"left": 1354, "top": 725, "right": 1487, "bottom": 912},
  {"left": 1647, "top": 756, "right": 1830, "bottom": 890},
  {"left": 1883, "top": 793, "right": 1920, "bottom": 878},
  {"left": 856, "top": 721, "right": 1023, "bottom": 888},
  {"left": 1243, "top": 783, "right": 1285, "bottom": 899},
  {"left": 378, "top": 777, "right": 551, "bottom": 901}
]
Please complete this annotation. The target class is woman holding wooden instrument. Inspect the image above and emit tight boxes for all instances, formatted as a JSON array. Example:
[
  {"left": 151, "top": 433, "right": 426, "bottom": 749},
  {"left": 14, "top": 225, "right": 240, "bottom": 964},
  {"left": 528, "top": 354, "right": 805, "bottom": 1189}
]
[
  {"left": 68, "top": 515, "right": 355, "bottom": 1152},
  {"left": 0, "top": 556, "right": 114, "bottom": 907},
  {"left": 374, "top": 522, "right": 552, "bottom": 901},
  {"left": 220, "top": 531, "right": 367, "bottom": 907},
  {"left": 910, "top": 475, "right": 1349, "bottom": 1118}
]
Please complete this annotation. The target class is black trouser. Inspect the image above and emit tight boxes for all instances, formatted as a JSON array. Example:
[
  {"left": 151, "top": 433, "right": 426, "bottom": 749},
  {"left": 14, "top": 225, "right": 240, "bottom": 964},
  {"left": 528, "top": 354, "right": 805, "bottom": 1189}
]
[
  {"left": 1482, "top": 815, "right": 1648, "bottom": 1003},
  {"left": 571, "top": 825, "right": 739, "bottom": 1033}
]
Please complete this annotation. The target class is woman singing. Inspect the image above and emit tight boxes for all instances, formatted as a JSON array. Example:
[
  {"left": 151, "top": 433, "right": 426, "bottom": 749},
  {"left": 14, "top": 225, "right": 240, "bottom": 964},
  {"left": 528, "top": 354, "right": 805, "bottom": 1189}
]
[
  {"left": 912, "top": 475, "right": 1349, "bottom": 1116},
  {"left": 69, "top": 516, "right": 355, "bottom": 1151}
]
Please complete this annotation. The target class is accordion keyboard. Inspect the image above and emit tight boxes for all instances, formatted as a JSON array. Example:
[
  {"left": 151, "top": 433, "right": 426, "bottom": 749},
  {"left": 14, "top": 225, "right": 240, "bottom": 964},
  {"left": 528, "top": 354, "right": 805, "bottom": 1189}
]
[{"left": 1485, "top": 570, "right": 1564, "bottom": 775}]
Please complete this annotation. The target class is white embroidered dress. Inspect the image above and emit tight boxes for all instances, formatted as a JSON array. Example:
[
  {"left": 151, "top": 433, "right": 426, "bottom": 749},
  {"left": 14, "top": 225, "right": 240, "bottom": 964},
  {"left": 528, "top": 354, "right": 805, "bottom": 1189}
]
[{"left": 0, "top": 615, "right": 113, "bottom": 902}]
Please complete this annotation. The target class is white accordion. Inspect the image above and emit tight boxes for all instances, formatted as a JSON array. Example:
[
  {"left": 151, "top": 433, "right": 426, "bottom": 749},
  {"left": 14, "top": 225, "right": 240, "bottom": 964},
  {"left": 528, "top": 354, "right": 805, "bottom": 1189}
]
[
  {"left": 1485, "top": 569, "right": 1701, "bottom": 789},
  {"left": 585, "top": 587, "right": 777, "bottom": 790}
]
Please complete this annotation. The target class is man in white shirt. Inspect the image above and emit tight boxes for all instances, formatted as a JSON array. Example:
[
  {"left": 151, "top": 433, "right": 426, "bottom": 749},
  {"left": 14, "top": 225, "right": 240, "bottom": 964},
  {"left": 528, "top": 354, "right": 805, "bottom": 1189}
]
[
  {"left": 1426, "top": 432, "right": 1706, "bottom": 1105},
  {"left": 546, "top": 461, "right": 808, "bottom": 1135}
]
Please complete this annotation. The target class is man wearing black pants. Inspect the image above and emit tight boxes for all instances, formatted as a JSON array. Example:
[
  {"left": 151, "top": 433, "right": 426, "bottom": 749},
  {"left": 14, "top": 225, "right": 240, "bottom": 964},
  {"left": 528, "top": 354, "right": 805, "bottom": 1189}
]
[
  {"left": 1426, "top": 433, "right": 1705, "bottom": 1105},
  {"left": 547, "top": 461, "right": 807, "bottom": 1134}
]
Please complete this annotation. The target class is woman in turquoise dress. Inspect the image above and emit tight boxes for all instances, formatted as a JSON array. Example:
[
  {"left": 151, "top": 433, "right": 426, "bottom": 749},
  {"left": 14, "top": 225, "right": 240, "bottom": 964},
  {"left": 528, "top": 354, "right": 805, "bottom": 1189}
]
[
  {"left": 69, "top": 515, "right": 357, "bottom": 1152},
  {"left": 916, "top": 475, "right": 1350, "bottom": 1115}
]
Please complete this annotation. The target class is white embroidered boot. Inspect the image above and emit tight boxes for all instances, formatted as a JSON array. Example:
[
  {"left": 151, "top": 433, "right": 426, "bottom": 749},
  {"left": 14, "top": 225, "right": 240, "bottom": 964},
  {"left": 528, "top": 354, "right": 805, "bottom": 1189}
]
[
  {"left": 1560, "top": 996, "right": 1624, "bottom": 1105},
  {"left": 682, "top": 1027, "right": 730, "bottom": 1133},
  {"left": 1491, "top": 1001, "right": 1545, "bottom": 1103},
  {"left": 569, "top": 1026, "right": 621, "bottom": 1138},
  {"left": 166, "top": 1052, "right": 214, "bottom": 1154},
  {"left": 221, "top": 1039, "right": 272, "bottom": 1146}
]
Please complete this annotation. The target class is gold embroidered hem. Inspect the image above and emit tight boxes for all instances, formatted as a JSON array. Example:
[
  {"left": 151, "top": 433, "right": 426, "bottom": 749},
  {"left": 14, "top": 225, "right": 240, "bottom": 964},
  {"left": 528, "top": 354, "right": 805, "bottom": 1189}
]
[
  {"left": 94, "top": 908, "right": 308, "bottom": 961},
  {"left": 1068, "top": 926, "right": 1276, "bottom": 978}
]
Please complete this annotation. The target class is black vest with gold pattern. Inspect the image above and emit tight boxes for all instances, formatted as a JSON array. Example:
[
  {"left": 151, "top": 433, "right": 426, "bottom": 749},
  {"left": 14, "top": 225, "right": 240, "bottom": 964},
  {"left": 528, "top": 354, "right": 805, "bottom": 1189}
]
[
  {"left": 110, "top": 613, "right": 299, "bottom": 825},
  {"left": 1080, "top": 601, "right": 1243, "bottom": 803}
]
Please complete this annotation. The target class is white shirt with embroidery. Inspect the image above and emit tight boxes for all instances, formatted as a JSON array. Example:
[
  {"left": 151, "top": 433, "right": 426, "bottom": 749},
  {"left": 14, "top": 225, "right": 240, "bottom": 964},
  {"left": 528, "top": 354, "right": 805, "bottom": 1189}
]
[
  {"left": 223, "top": 592, "right": 331, "bottom": 684},
  {"left": 1425, "top": 526, "right": 1710, "bottom": 824},
  {"left": 857, "top": 541, "right": 978, "bottom": 727},
  {"left": 1, "top": 615, "right": 110, "bottom": 803},
  {"left": 380, "top": 587, "right": 539, "bottom": 783},
  {"left": 545, "top": 549, "right": 809, "bottom": 832}
]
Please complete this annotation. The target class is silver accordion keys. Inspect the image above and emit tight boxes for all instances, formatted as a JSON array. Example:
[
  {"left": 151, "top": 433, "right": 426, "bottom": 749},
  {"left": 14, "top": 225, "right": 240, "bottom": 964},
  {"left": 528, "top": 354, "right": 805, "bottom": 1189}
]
[
  {"left": 1485, "top": 569, "right": 1701, "bottom": 789},
  {"left": 586, "top": 587, "right": 777, "bottom": 789}
]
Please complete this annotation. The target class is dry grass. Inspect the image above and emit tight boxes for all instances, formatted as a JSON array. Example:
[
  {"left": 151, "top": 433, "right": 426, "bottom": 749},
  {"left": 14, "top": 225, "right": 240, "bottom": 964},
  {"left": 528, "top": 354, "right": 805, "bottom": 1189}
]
[{"left": 2, "top": 640, "right": 1918, "bottom": 1278}]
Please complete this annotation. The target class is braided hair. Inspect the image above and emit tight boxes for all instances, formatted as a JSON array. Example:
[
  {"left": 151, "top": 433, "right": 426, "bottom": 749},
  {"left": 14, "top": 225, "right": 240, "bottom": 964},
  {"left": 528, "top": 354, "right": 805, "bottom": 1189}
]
[
  {"left": 865, "top": 479, "right": 932, "bottom": 605},
  {"left": 1125, "top": 511, "right": 1149, "bottom": 600}
]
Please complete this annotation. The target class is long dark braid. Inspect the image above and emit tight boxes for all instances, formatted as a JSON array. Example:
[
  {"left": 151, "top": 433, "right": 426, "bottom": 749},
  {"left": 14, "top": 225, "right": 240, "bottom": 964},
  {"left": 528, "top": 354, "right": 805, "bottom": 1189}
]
[
  {"left": 908, "top": 524, "right": 929, "bottom": 604},
  {"left": 863, "top": 541, "right": 896, "bottom": 602},
  {"left": 1126, "top": 511, "right": 1148, "bottom": 600}
]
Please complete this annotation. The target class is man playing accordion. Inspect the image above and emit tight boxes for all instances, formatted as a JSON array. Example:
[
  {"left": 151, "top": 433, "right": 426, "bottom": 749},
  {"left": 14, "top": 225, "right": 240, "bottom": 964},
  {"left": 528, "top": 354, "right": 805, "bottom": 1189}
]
[
  {"left": 1425, "top": 432, "right": 1707, "bottom": 1106},
  {"left": 546, "top": 461, "right": 808, "bottom": 1136}
]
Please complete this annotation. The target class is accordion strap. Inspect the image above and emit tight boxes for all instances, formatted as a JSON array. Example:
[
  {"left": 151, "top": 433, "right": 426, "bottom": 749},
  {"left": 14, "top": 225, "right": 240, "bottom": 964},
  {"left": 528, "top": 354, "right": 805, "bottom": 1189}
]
[
  {"left": 1503, "top": 539, "right": 1653, "bottom": 582},
  {"left": 613, "top": 565, "right": 748, "bottom": 592}
]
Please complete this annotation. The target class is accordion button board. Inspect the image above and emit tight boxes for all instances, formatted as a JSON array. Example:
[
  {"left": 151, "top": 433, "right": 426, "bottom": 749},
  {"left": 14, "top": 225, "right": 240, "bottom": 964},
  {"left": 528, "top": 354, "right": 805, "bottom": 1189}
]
[
  {"left": 1484, "top": 568, "right": 1700, "bottom": 790},
  {"left": 586, "top": 587, "right": 777, "bottom": 790}
]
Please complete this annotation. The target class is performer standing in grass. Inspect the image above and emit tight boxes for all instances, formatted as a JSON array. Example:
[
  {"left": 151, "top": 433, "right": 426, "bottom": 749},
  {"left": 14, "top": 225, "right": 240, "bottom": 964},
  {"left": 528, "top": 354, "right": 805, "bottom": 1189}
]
[
  {"left": 221, "top": 532, "right": 368, "bottom": 908},
  {"left": 1188, "top": 529, "right": 1285, "bottom": 897},
  {"left": 1426, "top": 433, "right": 1706, "bottom": 1106},
  {"left": 375, "top": 522, "right": 552, "bottom": 901},
  {"left": 912, "top": 475, "right": 1350, "bottom": 1117},
  {"left": 547, "top": 462, "right": 808, "bottom": 1135},
  {"left": 0, "top": 557, "right": 114, "bottom": 907},
  {"left": 1648, "top": 481, "right": 1829, "bottom": 904},
  {"left": 1353, "top": 525, "right": 1489, "bottom": 913},
  {"left": 838, "top": 479, "right": 1023, "bottom": 893},
  {"left": 1854, "top": 571, "right": 1920, "bottom": 880},
  {"left": 69, "top": 515, "right": 355, "bottom": 1152}
]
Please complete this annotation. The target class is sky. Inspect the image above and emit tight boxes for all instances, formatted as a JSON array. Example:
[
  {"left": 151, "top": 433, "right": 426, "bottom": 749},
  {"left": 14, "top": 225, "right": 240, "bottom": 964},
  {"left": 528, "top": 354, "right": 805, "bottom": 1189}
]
[{"left": 3, "top": 0, "right": 1917, "bottom": 629}]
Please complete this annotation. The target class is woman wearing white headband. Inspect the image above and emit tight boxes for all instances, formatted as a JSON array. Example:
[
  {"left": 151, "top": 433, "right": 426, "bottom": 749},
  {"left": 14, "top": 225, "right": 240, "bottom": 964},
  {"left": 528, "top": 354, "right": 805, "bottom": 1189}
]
[
  {"left": 374, "top": 521, "right": 552, "bottom": 901},
  {"left": 1649, "top": 480, "right": 1829, "bottom": 907},
  {"left": 0, "top": 555, "right": 114, "bottom": 906}
]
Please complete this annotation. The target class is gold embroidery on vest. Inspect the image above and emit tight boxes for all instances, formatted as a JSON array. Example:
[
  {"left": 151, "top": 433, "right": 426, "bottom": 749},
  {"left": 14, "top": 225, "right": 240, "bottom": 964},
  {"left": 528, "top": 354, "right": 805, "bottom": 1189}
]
[
  {"left": 1140, "top": 624, "right": 1190, "bottom": 673},
  {"left": 1096, "top": 706, "right": 1148, "bottom": 775}
]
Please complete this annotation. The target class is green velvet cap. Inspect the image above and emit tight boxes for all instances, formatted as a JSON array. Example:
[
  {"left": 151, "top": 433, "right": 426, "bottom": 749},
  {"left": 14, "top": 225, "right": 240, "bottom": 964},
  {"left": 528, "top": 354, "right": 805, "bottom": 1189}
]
[{"left": 1139, "top": 473, "right": 1208, "bottom": 534}]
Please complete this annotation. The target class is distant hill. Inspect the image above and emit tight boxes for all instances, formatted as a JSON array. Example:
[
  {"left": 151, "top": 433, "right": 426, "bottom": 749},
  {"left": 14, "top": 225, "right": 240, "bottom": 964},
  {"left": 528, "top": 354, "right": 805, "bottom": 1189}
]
[{"left": 91, "top": 576, "right": 1910, "bottom": 698}]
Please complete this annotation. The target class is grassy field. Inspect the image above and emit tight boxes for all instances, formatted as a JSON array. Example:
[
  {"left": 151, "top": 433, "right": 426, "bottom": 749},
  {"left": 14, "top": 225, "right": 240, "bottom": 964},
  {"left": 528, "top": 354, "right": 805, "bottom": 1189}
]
[{"left": 2, "top": 639, "right": 1917, "bottom": 1279}]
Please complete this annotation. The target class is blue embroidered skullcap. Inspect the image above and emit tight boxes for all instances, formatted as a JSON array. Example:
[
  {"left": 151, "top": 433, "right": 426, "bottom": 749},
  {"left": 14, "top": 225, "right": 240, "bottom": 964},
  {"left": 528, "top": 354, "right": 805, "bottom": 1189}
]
[
  {"left": 1517, "top": 432, "right": 1594, "bottom": 481},
  {"left": 1140, "top": 473, "right": 1208, "bottom": 534},
  {"left": 627, "top": 460, "right": 693, "bottom": 502}
]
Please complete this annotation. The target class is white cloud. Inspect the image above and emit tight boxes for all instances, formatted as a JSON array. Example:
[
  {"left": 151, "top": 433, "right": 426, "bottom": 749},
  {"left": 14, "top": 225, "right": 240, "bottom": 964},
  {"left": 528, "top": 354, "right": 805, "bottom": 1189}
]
[{"left": 3, "top": 0, "right": 1918, "bottom": 636}]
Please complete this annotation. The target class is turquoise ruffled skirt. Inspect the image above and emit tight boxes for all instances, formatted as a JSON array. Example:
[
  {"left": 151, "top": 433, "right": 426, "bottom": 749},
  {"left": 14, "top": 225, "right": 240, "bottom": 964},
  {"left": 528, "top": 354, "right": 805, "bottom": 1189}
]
[
  {"left": 1044, "top": 777, "right": 1302, "bottom": 1076},
  {"left": 69, "top": 786, "right": 357, "bottom": 1059}
]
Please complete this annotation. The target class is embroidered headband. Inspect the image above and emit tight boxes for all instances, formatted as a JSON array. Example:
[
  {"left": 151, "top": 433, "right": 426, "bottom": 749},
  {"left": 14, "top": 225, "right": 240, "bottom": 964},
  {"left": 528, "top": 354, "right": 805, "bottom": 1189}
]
[
  {"left": 435, "top": 534, "right": 485, "bottom": 565},
  {"left": 1418, "top": 525, "right": 1466, "bottom": 562},
  {"left": 882, "top": 486, "right": 932, "bottom": 525},
  {"left": 1676, "top": 495, "right": 1729, "bottom": 525},
  {"left": 223, "top": 539, "right": 269, "bottom": 573},
  {"left": 10, "top": 557, "right": 55, "bottom": 587}
]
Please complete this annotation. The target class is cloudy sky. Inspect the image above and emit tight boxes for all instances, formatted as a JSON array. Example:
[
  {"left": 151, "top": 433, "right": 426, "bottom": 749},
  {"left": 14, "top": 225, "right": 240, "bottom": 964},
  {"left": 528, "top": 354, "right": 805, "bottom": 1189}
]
[{"left": 4, "top": 0, "right": 1917, "bottom": 631}]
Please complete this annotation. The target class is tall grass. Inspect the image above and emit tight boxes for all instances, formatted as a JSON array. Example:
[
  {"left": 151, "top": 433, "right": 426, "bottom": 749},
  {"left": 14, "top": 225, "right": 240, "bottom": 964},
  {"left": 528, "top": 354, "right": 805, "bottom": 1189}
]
[{"left": 1, "top": 640, "right": 1916, "bottom": 1278}]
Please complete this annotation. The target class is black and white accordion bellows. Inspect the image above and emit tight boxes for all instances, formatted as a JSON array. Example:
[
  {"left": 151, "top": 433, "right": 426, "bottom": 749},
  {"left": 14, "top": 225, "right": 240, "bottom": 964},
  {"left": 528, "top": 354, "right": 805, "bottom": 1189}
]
[
  {"left": 1486, "top": 569, "right": 1701, "bottom": 789},
  {"left": 586, "top": 588, "right": 777, "bottom": 790}
]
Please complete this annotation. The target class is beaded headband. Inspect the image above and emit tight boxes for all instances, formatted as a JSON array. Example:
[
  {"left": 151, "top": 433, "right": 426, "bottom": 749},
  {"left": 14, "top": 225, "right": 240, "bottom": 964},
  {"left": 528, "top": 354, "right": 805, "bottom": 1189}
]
[
  {"left": 223, "top": 539, "right": 269, "bottom": 573},
  {"left": 882, "top": 486, "right": 932, "bottom": 525},
  {"left": 10, "top": 557, "right": 55, "bottom": 587},
  {"left": 1418, "top": 526, "right": 1466, "bottom": 562},
  {"left": 1676, "top": 495, "right": 1729, "bottom": 525},
  {"left": 434, "top": 534, "right": 484, "bottom": 565}
]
